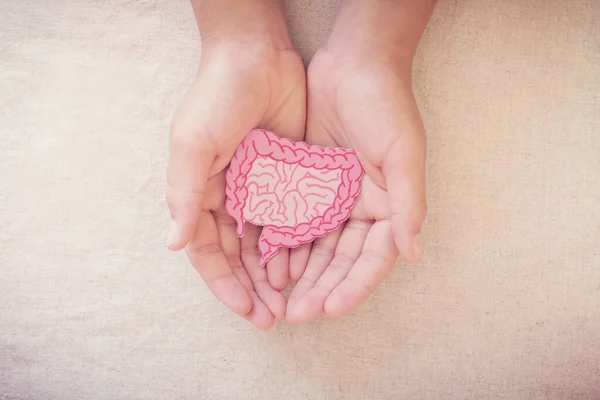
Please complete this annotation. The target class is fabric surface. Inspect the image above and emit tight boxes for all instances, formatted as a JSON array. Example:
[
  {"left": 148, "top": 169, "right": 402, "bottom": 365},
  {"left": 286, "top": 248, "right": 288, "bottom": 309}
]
[{"left": 1, "top": 0, "right": 599, "bottom": 399}]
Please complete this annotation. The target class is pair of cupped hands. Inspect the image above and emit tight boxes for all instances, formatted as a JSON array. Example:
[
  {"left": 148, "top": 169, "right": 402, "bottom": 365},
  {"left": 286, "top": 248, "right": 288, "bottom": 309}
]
[{"left": 166, "top": 30, "right": 427, "bottom": 329}]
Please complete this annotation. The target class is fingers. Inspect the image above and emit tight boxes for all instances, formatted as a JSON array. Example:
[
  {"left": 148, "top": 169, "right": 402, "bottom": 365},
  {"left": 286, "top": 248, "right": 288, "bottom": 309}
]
[
  {"left": 241, "top": 224, "right": 287, "bottom": 319},
  {"left": 289, "top": 243, "right": 311, "bottom": 282},
  {"left": 266, "top": 249, "right": 289, "bottom": 291},
  {"left": 324, "top": 220, "right": 398, "bottom": 318},
  {"left": 185, "top": 210, "right": 252, "bottom": 317},
  {"left": 213, "top": 208, "right": 274, "bottom": 330},
  {"left": 244, "top": 291, "right": 276, "bottom": 330},
  {"left": 286, "top": 226, "right": 343, "bottom": 323},
  {"left": 383, "top": 132, "right": 427, "bottom": 264},
  {"left": 166, "top": 112, "right": 216, "bottom": 251},
  {"left": 287, "top": 220, "right": 370, "bottom": 324}
]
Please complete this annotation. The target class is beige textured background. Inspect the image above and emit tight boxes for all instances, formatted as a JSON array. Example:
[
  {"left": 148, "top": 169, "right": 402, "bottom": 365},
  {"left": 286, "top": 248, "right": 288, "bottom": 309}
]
[{"left": 1, "top": 0, "right": 600, "bottom": 399}]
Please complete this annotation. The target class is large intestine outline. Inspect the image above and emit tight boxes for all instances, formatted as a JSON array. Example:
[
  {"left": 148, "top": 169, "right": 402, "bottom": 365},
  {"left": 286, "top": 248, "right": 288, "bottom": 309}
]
[{"left": 225, "top": 129, "right": 364, "bottom": 266}]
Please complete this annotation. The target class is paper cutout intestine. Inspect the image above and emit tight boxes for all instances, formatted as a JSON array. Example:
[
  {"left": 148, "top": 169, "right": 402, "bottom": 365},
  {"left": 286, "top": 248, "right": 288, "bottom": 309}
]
[{"left": 225, "top": 129, "right": 364, "bottom": 266}]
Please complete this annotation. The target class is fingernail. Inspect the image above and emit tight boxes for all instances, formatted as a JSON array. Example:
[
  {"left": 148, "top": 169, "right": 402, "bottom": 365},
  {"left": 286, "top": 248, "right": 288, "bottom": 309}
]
[
  {"left": 413, "top": 235, "right": 423, "bottom": 262},
  {"left": 166, "top": 223, "right": 177, "bottom": 249}
]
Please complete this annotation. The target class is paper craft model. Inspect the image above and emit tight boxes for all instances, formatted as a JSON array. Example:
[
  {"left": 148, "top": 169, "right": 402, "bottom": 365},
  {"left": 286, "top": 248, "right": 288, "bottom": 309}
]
[{"left": 225, "top": 129, "right": 364, "bottom": 266}]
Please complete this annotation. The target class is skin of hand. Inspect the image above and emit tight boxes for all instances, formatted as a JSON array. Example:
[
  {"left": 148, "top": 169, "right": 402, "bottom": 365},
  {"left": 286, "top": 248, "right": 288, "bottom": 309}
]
[
  {"left": 166, "top": 0, "right": 306, "bottom": 329},
  {"left": 286, "top": 0, "right": 436, "bottom": 323}
]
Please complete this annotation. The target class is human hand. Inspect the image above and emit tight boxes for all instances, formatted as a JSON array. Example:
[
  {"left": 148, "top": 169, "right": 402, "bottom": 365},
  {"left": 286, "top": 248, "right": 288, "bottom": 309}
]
[
  {"left": 167, "top": 0, "right": 305, "bottom": 329},
  {"left": 286, "top": 0, "right": 434, "bottom": 323}
]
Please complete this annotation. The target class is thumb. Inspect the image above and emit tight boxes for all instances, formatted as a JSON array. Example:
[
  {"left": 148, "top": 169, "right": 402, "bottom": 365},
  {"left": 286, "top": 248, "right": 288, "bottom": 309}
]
[
  {"left": 166, "top": 77, "right": 221, "bottom": 251},
  {"left": 166, "top": 124, "right": 215, "bottom": 251},
  {"left": 166, "top": 58, "right": 270, "bottom": 250},
  {"left": 165, "top": 62, "right": 258, "bottom": 251},
  {"left": 382, "top": 131, "right": 427, "bottom": 264}
]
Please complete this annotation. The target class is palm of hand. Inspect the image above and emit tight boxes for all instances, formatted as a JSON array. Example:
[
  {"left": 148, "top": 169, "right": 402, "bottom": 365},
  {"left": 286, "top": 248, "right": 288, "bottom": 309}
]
[
  {"left": 286, "top": 49, "right": 427, "bottom": 323},
  {"left": 167, "top": 49, "right": 306, "bottom": 329}
]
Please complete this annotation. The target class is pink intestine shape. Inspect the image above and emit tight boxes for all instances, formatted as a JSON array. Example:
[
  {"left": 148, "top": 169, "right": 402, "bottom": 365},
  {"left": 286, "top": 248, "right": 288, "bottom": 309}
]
[{"left": 225, "top": 129, "right": 364, "bottom": 266}]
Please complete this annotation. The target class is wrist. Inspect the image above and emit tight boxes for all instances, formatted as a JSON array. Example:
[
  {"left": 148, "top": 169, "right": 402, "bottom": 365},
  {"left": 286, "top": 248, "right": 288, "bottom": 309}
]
[
  {"left": 325, "top": 0, "right": 435, "bottom": 71},
  {"left": 192, "top": 0, "right": 295, "bottom": 54}
]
